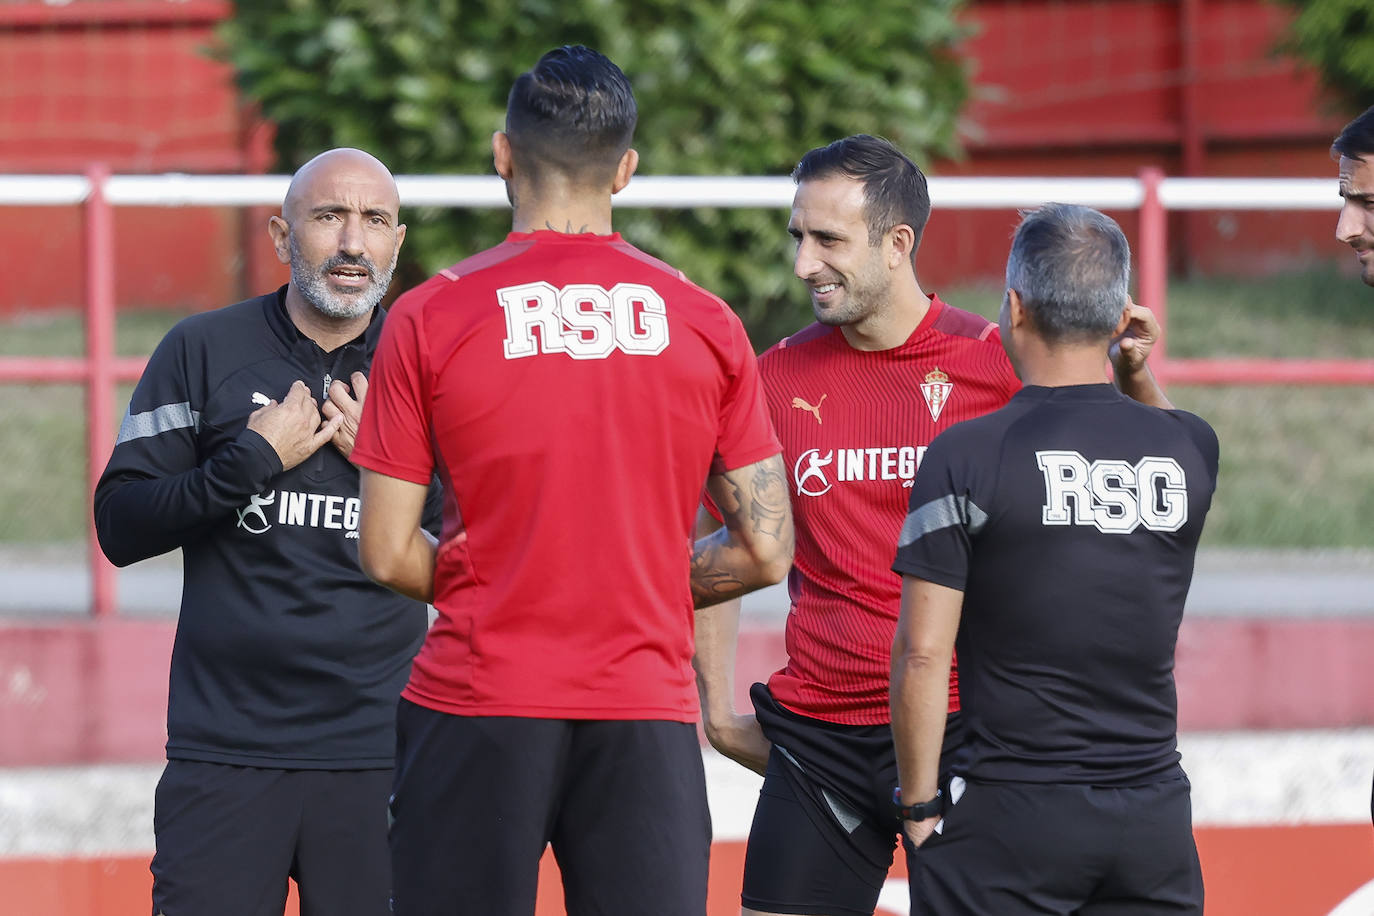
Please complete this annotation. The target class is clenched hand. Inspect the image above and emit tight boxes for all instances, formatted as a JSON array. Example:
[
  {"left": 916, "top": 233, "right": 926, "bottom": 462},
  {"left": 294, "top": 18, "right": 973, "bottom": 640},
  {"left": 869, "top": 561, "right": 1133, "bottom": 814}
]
[
  {"left": 322, "top": 371, "right": 367, "bottom": 459},
  {"left": 246, "top": 379, "right": 343, "bottom": 471}
]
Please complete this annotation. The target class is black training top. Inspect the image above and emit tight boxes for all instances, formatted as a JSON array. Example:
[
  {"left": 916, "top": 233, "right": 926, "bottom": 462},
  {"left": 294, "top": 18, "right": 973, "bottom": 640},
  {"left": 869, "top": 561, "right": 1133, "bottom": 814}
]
[
  {"left": 94, "top": 287, "right": 440, "bottom": 769},
  {"left": 892, "top": 384, "right": 1219, "bottom": 785}
]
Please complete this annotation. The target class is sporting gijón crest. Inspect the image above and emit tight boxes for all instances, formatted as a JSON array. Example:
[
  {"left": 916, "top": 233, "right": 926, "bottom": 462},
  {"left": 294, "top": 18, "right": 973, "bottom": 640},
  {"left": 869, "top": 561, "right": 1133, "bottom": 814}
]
[{"left": 920, "top": 367, "right": 953, "bottom": 422}]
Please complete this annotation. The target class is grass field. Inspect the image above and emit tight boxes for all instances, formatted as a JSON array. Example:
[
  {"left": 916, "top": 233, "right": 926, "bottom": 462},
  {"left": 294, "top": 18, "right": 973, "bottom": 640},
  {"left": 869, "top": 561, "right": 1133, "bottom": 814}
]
[
  {"left": 941, "top": 271, "right": 1374, "bottom": 547},
  {"left": 2, "top": 269, "right": 1373, "bottom": 546}
]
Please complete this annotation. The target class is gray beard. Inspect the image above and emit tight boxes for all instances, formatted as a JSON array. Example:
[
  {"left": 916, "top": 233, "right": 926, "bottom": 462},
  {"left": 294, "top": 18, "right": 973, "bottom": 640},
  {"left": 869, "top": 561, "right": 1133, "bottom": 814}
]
[{"left": 290, "top": 241, "right": 395, "bottom": 320}]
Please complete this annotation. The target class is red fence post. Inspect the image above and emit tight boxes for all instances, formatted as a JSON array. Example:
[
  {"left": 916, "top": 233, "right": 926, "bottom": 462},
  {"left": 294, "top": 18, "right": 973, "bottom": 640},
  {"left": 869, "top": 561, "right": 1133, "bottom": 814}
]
[
  {"left": 1137, "top": 167, "right": 1168, "bottom": 369},
  {"left": 85, "top": 164, "right": 117, "bottom": 618}
]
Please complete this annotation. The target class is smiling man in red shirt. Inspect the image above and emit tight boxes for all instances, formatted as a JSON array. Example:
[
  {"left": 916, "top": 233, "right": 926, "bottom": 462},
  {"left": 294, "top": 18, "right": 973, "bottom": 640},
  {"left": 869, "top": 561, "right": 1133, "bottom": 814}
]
[{"left": 698, "top": 136, "right": 1170, "bottom": 916}]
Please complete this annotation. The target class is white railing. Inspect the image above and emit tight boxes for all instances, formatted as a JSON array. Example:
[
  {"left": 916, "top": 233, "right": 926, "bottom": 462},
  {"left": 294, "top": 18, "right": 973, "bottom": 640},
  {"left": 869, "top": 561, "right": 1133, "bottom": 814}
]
[
  {"left": 0, "top": 169, "right": 1361, "bottom": 616},
  {"left": 0, "top": 173, "right": 1341, "bottom": 210}
]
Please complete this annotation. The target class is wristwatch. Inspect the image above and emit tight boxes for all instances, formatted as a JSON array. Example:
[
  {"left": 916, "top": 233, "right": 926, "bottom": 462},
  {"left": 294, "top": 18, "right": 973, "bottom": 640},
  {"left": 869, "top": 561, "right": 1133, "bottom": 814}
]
[{"left": 893, "top": 786, "right": 943, "bottom": 821}]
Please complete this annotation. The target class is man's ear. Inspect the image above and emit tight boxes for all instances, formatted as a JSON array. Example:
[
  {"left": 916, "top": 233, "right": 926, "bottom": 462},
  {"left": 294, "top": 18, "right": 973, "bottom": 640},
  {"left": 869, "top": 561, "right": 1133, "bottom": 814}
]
[
  {"left": 887, "top": 223, "right": 916, "bottom": 270},
  {"left": 1006, "top": 288, "right": 1027, "bottom": 330},
  {"left": 492, "top": 131, "right": 514, "bottom": 181},
  {"left": 268, "top": 215, "right": 291, "bottom": 266},
  {"left": 1112, "top": 301, "right": 1132, "bottom": 338},
  {"left": 611, "top": 148, "right": 639, "bottom": 195}
]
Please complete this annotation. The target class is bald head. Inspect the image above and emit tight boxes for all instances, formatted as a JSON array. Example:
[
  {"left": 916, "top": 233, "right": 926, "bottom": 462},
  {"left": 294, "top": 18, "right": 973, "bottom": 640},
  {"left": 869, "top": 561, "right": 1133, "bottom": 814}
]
[
  {"left": 269, "top": 147, "right": 407, "bottom": 323},
  {"left": 282, "top": 147, "right": 399, "bottom": 223}
]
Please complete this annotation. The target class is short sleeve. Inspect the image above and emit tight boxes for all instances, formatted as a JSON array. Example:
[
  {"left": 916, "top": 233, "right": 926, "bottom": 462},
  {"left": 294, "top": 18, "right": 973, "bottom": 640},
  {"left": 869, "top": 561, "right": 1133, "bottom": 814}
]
[
  {"left": 891, "top": 430, "right": 983, "bottom": 592},
  {"left": 353, "top": 293, "right": 435, "bottom": 485},
  {"left": 709, "top": 315, "right": 781, "bottom": 475},
  {"left": 1173, "top": 410, "right": 1219, "bottom": 490}
]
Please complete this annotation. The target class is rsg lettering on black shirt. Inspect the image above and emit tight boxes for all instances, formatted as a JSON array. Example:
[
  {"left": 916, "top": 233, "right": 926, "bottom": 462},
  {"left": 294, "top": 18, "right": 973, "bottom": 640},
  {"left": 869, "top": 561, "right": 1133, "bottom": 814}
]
[{"left": 893, "top": 384, "right": 1219, "bottom": 785}]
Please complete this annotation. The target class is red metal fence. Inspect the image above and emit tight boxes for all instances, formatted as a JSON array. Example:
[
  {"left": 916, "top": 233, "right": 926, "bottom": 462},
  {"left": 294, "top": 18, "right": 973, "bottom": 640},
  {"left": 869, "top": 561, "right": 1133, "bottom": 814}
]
[{"left": 2, "top": 169, "right": 1372, "bottom": 617}]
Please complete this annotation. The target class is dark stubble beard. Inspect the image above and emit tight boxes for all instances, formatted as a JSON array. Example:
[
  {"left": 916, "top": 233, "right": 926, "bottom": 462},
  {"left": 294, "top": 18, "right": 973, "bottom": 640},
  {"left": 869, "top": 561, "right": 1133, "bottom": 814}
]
[{"left": 814, "top": 262, "right": 890, "bottom": 328}]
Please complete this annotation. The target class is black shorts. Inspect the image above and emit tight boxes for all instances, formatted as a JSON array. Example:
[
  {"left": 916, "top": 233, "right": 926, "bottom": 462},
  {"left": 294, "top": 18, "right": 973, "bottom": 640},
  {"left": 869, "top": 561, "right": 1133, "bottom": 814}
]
[
  {"left": 150, "top": 760, "right": 392, "bottom": 916},
  {"left": 387, "top": 698, "right": 711, "bottom": 916},
  {"left": 906, "top": 775, "right": 1203, "bottom": 915},
  {"left": 741, "top": 683, "right": 964, "bottom": 916}
]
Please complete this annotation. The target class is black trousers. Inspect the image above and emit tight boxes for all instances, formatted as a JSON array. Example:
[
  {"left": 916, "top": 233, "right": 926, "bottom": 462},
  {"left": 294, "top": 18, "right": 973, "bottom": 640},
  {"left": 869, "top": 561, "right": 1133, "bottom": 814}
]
[
  {"left": 151, "top": 760, "right": 392, "bottom": 916},
  {"left": 742, "top": 682, "right": 964, "bottom": 916},
  {"left": 387, "top": 698, "right": 711, "bottom": 916},
  {"left": 906, "top": 776, "right": 1204, "bottom": 915}
]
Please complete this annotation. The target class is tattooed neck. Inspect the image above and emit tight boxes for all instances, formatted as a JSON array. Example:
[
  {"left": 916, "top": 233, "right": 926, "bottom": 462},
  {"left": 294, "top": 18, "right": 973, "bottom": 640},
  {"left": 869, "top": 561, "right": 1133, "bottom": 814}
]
[{"left": 546, "top": 220, "right": 591, "bottom": 234}]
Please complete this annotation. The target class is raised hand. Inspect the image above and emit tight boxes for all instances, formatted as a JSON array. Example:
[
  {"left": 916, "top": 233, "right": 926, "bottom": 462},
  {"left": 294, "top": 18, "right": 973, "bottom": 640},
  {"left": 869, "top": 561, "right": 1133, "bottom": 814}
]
[
  {"left": 1110, "top": 296, "right": 1161, "bottom": 377},
  {"left": 322, "top": 371, "right": 368, "bottom": 459},
  {"left": 1109, "top": 297, "right": 1174, "bottom": 409},
  {"left": 246, "top": 379, "right": 343, "bottom": 471}
]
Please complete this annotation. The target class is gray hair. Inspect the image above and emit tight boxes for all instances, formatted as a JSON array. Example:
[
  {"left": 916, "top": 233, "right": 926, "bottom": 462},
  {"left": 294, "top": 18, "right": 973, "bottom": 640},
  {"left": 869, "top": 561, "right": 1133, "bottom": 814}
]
[{"left": 1005, "top": 203, "right": 1130, "bottom": 342}]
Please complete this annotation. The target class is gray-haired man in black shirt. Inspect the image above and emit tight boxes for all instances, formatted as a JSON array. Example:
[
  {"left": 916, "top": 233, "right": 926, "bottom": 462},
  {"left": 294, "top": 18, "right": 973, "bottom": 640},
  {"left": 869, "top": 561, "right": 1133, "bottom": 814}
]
[{"left": 890, "top": 203, "right": 1218, "bottom": 915}]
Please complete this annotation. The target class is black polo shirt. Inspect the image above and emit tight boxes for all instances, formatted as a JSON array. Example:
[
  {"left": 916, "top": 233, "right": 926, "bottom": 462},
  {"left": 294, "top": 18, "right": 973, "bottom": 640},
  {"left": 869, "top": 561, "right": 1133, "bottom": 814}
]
[{"left": 893, "top": 384, "right": 1219, "bottom": 785}]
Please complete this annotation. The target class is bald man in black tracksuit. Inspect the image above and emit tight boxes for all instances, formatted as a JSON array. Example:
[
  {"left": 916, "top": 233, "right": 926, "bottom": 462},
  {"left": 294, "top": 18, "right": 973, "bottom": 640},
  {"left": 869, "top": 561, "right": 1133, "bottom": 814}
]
[{"left": 95, "top": 148, "right": 439, "bottom": 916}]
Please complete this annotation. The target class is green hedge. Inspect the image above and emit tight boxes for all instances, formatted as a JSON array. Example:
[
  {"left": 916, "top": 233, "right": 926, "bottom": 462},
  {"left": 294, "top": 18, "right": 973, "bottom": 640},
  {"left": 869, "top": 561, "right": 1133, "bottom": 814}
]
[
  {"left": 218, "top": 0, "right": 969, "bottom": 345},
  {"left": 1280, "top": 0, "right": 1374, "bottom": 114}
]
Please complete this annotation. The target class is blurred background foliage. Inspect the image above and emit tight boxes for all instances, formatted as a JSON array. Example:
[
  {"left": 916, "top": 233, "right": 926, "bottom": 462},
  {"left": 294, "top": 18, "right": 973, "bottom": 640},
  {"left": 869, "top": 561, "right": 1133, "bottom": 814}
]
[
  {"left": 1278, "top": 0, "right": 1374, "bottom": 113},
  {"left": 217, "top": 0, "right": 970, "bottom": 345}
]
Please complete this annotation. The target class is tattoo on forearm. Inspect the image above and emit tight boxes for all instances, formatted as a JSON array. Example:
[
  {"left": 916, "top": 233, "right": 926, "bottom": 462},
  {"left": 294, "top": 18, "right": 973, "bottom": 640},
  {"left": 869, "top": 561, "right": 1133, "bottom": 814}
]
[
  {"left": 690, "top": 533, "right": 746, "bottom": 604},
  {"left": 690, "top": 456, "right": 794, "bottom": 607},
  {"left": 748, "top": 464, "right": 788, "bottom": 538}
]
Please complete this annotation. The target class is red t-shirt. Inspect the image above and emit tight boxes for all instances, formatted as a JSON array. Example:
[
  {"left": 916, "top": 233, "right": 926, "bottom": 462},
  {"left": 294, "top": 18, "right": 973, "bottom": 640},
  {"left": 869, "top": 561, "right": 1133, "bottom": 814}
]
[
  {"left": 761, "top": 296, "right": 1020, "bottom": 725},
  {"left": 353, "top": 231, "right": 781, "bottom": 722}
]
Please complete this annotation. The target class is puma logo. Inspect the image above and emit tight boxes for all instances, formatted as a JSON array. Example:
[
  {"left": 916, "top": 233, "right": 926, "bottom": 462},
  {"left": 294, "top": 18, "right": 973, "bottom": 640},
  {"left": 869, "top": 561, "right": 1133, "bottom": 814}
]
[{"left": 792, "top": 394, "right": 827, "bottom": 425}]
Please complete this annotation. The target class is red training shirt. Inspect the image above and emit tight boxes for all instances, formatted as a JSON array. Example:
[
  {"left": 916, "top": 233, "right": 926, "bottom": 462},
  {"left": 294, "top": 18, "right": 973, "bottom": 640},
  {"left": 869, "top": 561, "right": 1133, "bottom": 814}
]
[
  {"left": 353, "top": 231, "right": 781, "bottom": 722},
  {"left": 761, "top": 295, "right": 1020, "bottom": 725}
]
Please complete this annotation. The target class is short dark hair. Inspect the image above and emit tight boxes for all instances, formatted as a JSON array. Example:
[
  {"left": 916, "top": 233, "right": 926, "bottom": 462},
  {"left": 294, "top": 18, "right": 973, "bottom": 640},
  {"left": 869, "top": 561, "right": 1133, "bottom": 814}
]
[
  {"left": 791, "top": 135, "right": 931, "bottom": 250},
  {"left": 1006, "top": 203, "right": 1130, "bottom": 343},
  {"left": 1332, "top": 105, "right": 1374, "bottom": 161},
  {"left": 506, "top": 46, "right": 638, "bottom": 185}
]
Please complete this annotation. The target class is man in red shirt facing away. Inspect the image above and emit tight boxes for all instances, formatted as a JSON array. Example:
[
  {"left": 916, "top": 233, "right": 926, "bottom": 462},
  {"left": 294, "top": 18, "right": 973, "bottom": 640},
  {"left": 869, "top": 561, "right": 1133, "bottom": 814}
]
[
  {"left": 351, "top": 46, "right": 793, "bottom": 916},
  {"left": 697, "top": 135, "right": 1170, "bottom": 916}
]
